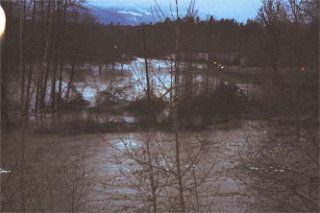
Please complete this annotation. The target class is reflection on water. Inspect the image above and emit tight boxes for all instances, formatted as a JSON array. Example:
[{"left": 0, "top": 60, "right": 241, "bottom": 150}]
[
  {"left": 114, "top": 138, "right": 141, "bottom": 150},
  {"left": 94, "top": 127, "right": 250, "bottom": 212}
]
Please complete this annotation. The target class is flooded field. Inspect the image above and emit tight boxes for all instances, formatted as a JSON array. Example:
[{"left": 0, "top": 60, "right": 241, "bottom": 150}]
[
  {"left": 7, "top": 57, "right": 262, "bottom": 109},
  {"left": 6, "top": 57, "right": 265, "bottom": 131}
]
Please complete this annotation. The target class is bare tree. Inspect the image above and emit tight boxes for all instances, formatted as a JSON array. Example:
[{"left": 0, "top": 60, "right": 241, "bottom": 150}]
[
  {"left": 142, "top": 24, "right": 151, "bottom": 101},
  {"left": 58, "top": 0, "right": 68, "bottom": 107},
  {"left": 105, "top": 131, "right": 221, "bottom": 212},
  {"left": 172, "top": 0, "right": 186, "bottom": 210},
  {"left": 236, "top": 120, "right": 319, "bottom": 212},
  {"left": 258, "top": 0, "right": 287, "bottom": 86}
]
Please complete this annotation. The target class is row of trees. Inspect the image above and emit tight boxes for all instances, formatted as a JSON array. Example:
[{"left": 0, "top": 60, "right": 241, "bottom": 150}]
[{"left": 1, "top": 0, "right": 97, "bottom": 130}]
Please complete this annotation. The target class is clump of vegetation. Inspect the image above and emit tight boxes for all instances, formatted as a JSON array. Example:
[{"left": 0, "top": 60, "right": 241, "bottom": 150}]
[
  {"left": 179, "top": 83, "right": 248, "bottom": 125},
  {"left": 125, "top": 96, "right": 167, "bottom": 116},
  {"left": 210, "top": 83, "right": 248, "bottom": 117},
  {"left": 63, "top": 94, "right": 90, "bottom": 110},
  {"left": 96, "top": 86, "right": 130, "bottom": 107}
]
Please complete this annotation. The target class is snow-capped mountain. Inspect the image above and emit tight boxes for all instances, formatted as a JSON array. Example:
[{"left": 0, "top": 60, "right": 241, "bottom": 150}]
[{"left": 88, "top": 6, "right": 158, "bottom": 25}]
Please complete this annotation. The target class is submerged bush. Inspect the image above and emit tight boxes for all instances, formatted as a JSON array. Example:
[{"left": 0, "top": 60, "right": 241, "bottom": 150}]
[
  {"left": 96, "top": 86, "right": 131, "bottom": 107},
  {"left": 210, "top": 83, "right": 248, "bottom": 117},
  {"left": 64, "top": 94, "right": 90, "bottom": 110},
  {"left": 125, "top": 96, "right": 167, "bottom": 116},
  {"left": 178, "top": 83, "right": 248, "bottom": 125}
]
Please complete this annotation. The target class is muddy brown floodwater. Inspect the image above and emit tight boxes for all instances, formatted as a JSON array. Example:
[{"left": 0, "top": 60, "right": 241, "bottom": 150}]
[{"left": 1, "top": 119, "right": 318, "bottom": 212}]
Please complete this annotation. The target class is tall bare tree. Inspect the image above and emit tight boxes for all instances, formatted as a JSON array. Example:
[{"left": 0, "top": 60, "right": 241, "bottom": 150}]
[{"left": 258, "top": 0, "right": 287, "bottom": 86}]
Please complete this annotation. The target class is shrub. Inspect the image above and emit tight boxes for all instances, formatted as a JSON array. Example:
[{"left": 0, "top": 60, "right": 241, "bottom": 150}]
[
  {"left": 96, "top": 86, "right": 130, "bottom": 107},
  {"left": 178, "top": 83, "right": 248, "bottom": 124},
  {"left": 209, "top": 83, "right": 248, "bottom": 118},
  {"left": 125, "top": 96, "right": 167, "bottom": 116}
]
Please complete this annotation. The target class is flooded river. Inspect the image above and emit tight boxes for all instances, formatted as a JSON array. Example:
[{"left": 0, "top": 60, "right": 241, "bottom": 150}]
[{"left": 1, "top": 119, "right": 318, "bottom": 212}]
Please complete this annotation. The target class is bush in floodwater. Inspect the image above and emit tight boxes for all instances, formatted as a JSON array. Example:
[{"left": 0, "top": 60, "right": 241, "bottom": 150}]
[
  {"left": 178, "top": 83, "right": 248, "bottom": 124},
  {"left": 209, "top": 83, "right": 248, "bottom": 118},
  {"left": 125, "top": 96, "right": 167, "bottom": 116},
  {"left": 96, "top": 86, "right": 131, "bottom": 107},
  {"left": 69, "top": 95, "right": 90, "bottom": 108},
  {"left": 61, "top": 94, "right": 90, "bottom": 110}
]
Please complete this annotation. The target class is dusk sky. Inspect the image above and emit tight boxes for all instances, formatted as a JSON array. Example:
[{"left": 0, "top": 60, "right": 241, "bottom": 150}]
[{"left": 88, "top": 0, "right": 262, "bottom": 22}]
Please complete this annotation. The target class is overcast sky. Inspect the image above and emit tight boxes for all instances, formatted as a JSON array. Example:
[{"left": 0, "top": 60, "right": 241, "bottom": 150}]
[{"left": 88, "top": 0, "right": 262, "bottom": 22}]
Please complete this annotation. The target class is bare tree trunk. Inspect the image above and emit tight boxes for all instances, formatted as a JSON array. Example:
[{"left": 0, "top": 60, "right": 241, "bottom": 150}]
[
  {"left": 20, "top": 0, "right": 27, "bottom": 125},
  {"left": 142, "top": 24, "right": 151, "bottom": 100},
  {"left": 51, "top": 0, "right": 63, "bottom": 113},
  {"left": 35, "top": 79, "right": 40, "bottom": 125},
  {"left": 65, "top": 48, "right": 79, "bottom": 105},
  {"left": 202, "top": 65, "right": 210, "bottom": 126},
  {"left": 25, "top": 0, "right": 37, "bottom": 124},
  {"left": 42, "top": 61, "right": 50, "bottom": 108},
  {"left": 261, "top": 0, "right": 281, "bottom": 86},
  {"left": 184, "top": 55, "right": 193, "bottom": 99},
  {"left": 259, "top": 0, "right": 283, "bottom": 117},
  {"left": 19, "top": 1, "right": 26, "bottom": 210},
  {"left": 146, "top": 138, "right": 157, "bottom": 212},
  {"left": 98, "top": 62, "right": 103, "bottom": 76},
  {"left": 53, "top": 0, "right": 63, "bottom": 109},
  {"left": 50, "top": 1, "right": 57, "bottom": 111},
  {"left": 41, "top": 0, "right": 52, "bottom": 111},
  {"left": 192, "top": 168, "right": 200, "bottom": 212},
  {"left": 51, "top": 61, "right": 58, "bottom": 125},
  {"left": 173, "top": 1, "right": 185, "bottom": 212},
  {"left": 58, "top": 0, "right": 67, "bottom": 107},
  {"left": 35, "top": 0, "right": 45, "bottom": 123},
  {"left": 169, "top": 61, "right": 174, "bottom": 122}
]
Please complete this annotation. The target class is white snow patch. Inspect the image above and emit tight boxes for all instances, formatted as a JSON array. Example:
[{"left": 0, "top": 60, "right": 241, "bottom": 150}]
[{"left": 118, "top": 10, "right": 143, "bottom": 17}]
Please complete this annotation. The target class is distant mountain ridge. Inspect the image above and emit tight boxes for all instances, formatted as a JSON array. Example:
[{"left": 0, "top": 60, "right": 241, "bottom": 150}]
[{"left": 88, "top": 6, "right": 158, "bottom": 25}]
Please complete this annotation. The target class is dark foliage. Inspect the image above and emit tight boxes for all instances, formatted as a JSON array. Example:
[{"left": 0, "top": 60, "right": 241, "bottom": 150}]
[
  {"left": 179, "top": 83, "right": 248, "bottom": 124},
  {"left": 125, "top": 96, "right": 167, "bottom": 116}
]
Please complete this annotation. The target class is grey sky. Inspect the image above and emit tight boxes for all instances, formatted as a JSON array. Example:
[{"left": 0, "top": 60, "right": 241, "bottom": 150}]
[{"left": 88, "top": 0, "right": 262, "bottom": 22}]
